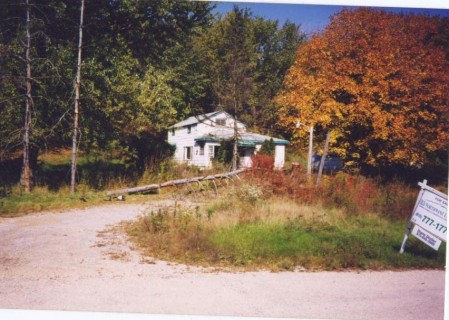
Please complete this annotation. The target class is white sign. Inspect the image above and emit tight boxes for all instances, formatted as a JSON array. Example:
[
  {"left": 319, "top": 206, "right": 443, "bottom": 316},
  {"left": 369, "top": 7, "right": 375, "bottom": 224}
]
[
  {"left": 399, "top": 180, "right": 448, "bottom": 254},
  {"left": 411, "top": 225, "right": 442, "bottom": 251},
  {"left": 410, "top": 184, "right": 447, "bottom": 241}
]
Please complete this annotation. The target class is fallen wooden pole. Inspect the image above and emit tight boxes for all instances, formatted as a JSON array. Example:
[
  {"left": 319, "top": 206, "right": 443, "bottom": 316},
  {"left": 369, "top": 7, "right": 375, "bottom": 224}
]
[{"left": 106, "top": 168, "right": 246, "bottom": 197}]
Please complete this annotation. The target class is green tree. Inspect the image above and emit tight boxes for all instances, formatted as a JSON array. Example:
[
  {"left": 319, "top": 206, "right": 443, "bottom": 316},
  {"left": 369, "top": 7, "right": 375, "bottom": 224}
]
[
  {"left": 195, "top": 7, "right": 304, "bottom": 132},
  {"left": 195, "top": 6, "right": 304, "bottom": 169}
]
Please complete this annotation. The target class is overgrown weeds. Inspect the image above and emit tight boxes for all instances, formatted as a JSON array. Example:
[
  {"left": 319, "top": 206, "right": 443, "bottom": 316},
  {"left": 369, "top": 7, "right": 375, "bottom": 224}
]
[
  {"left": 243, "top": 169, "right": 430, "bottom": 220},
  {"left": 126, "top": 174, "right": 446, "bottom": 271},
  {"left": 126, "top": 204, "right": 214, "bottom": 263}
]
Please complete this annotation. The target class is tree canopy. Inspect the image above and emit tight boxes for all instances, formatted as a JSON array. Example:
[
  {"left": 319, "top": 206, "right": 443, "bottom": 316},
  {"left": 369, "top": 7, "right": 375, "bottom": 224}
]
[
  {"left": 197, "top": 6, "right": 305, "bottom": 132},
  {"left": 276, "top": 8, "right": 449, "bottom": 171},
  {"left": 2, "top": 2, "right": 447, "bottom": 188},
  {"left": 0, "top": 1, "right": 304, "bottom": 185}
]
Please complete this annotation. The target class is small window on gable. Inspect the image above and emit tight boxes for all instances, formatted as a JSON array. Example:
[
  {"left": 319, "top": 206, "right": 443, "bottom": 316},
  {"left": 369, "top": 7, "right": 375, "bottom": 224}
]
[{"left": 216, "top": 118, "right": 226, "bottom": 126}]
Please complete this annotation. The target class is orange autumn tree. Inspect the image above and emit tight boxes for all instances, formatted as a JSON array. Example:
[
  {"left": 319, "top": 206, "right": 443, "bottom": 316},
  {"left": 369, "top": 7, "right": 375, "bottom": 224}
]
[{"left": 276, "top": 8, "right": 449, "bottom": 170}]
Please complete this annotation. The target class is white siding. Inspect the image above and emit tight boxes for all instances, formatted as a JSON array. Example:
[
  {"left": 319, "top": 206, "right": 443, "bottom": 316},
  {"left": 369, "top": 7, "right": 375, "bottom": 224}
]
[
  {"left": 168, "top": 111, "right": 243, "bottom": 167},
  {"left": 168, "top": 120, "right": 223, "bottom": 167},
  {"left": 274, "top": 145, "right": 285, "bottom": 169},
  {"left": 196, "top": 112, "right": 246, "bottom": 134},
  {"left": 240, "top": 148, "right": 254, "bottom": 168},
  {"left": 168, "top": 111, "right": 286, "bottom": 169},
  {"left": 190, "top": 142, "right": 220, "bottom": 168},
  {"left": 168, "top": 124, "right": 198, "bottom": 164}
]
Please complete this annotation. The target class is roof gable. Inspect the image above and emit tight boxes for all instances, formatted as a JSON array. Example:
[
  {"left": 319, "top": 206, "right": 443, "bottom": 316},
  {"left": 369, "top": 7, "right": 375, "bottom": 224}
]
[{"left": 169, "top": 111, "right": 244, "bottom": 129}]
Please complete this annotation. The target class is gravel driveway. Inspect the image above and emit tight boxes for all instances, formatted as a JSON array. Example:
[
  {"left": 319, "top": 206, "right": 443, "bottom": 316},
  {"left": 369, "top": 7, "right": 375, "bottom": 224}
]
[{"left": 0, "top": 201, "right": 445, "bottom": 319}]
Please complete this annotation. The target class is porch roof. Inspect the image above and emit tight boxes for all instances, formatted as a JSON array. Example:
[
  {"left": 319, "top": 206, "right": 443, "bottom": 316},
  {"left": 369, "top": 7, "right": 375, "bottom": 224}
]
[{"left": 195, "top": 129, "right": 289, "bottom": 146}]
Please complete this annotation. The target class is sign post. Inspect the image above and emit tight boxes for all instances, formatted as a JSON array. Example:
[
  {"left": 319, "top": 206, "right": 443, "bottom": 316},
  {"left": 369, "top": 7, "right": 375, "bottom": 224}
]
[{"left": 399, "top": 180, "right": 447, "bottom": 254}]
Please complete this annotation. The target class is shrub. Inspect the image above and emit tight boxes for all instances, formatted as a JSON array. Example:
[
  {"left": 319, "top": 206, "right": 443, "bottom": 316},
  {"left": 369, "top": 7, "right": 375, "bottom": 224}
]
[
  {"left": 379, "top": 180, "right": 417, "bottom": 220},
  {"left": 251, "top": 154, "right": 274, "bottom": 171},
  {"left": 236, "top": 184, "right": 263, "bottom": 205},
  {"left": 259, "top": 138, "right": 275, "bottom": 156},
  {"left": 243, "top": 167, "right": 419, "bottom": 219},
  {"left": 322, "top": 173, "right": 382, "bottom": 216}
]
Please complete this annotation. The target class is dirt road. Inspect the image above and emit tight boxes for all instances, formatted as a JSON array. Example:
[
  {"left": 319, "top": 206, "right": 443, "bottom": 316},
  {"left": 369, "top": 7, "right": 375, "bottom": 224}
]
[{"left": 0, "top": 202, "right": 445, "bottom": 319}]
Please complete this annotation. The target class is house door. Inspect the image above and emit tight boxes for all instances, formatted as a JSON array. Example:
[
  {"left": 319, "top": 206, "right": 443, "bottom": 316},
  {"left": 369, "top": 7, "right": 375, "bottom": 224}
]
[{"left": 214, "top": 146, "right": 219, "bottom": 159}]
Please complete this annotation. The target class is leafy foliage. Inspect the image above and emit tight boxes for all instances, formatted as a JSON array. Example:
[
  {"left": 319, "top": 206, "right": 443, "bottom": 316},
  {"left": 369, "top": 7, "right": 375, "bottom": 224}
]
[
  {"left": 195, "top": 6, "right": 305, "bottom": 131},
  {"left": 216, "top": 139, "right": 235, "bottom": 165},
  {"left": 0, "top": 2, "right": 304, "bottom": 189},
  {"left": 0, "top": 0, "right": 216, "bottom": 172},
  {"left": 276, "top": 9, "right": 449, "bottom": 172},
  {"left": 259, "top": 138, "right": 275, "bottom": 156}
]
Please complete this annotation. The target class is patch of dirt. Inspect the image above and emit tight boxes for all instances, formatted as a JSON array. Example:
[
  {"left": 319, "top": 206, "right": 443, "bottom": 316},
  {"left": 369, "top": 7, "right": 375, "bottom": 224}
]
[{"left": 0, "top": 201, "right": 445, "bottom": 320}]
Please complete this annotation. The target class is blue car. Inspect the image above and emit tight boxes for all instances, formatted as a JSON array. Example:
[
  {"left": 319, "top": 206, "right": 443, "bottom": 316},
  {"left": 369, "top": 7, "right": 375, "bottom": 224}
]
[{"left": 312, "top": 154, "right": 343, "bottom": 172}]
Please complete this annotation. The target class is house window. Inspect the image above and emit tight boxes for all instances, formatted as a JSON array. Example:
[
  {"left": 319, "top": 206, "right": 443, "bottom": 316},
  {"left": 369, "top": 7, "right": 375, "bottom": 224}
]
[
  {"left": 199, "top": 145, "right": 205, "bottom": 156},
  {"left": 216, "top": 118, "right": 226, "bottom": 126},
  {"left": 171, "top": 128, "right": 175, "bottom": 136},
  {"left": 187, "top": 125, "right": 191, "bottom": 134},
  {"left": 184, "top": 147, "right": 192, "bottom": 160}
]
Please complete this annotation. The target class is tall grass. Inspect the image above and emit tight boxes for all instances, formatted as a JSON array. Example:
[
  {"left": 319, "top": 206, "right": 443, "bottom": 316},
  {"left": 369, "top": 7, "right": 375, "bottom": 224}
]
[
  {"left": 243, "top": 169, "right": 429, "bottom": 220},
  {"left": 126, "top": 177, "right": 446, "bottom": 271}
]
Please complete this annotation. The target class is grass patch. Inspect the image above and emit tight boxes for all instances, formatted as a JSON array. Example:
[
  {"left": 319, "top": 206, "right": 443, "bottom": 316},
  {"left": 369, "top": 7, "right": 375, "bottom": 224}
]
[
  {"left": 0, "top": 150, "right": 222, "bottom": 216},
  {"left": 210, "top": 216, "right": 444, "bottom": 270},
  {"left": 126, "top": 188, "right": 446, "bottom": 271},
  {"left": 0, "top": 184, "right": 171, "bottom": 217},
  {"left": 0, "top": 185, "right": 105, "bottom": 217}
]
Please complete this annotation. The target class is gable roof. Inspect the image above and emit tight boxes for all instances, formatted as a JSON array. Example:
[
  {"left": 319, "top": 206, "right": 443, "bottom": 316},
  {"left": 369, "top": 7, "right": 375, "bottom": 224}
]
[{"left": 169, "top": 111, "right": 244, "bottom": 129}]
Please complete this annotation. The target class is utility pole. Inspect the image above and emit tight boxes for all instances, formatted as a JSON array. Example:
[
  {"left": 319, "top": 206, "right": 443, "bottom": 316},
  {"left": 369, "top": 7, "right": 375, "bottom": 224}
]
[{"left": 70, "top": 0, "right": 85, "bottom": 193}]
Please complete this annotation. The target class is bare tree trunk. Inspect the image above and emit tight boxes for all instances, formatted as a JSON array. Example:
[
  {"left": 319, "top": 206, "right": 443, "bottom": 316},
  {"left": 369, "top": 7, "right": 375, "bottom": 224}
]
[
  {"left": 316, "top": 131, "right": 330, "bottom": 186},
  {"left": 21, "top": 0, "right": 32, "bottom": 193},
  {"left": 70, "top": 0, "right": 85, "bottom": 194}
]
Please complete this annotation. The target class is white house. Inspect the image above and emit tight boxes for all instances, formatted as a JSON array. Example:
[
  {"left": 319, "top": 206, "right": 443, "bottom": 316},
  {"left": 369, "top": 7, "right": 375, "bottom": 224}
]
[{"left": 167, "top": 111, "right": 289, "bottom": 169}]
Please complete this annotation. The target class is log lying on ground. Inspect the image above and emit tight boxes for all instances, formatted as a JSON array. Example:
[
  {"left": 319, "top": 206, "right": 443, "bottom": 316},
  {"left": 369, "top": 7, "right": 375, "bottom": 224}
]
[{"left": 106, "top": 168, "right": 246, "bottom": 197}]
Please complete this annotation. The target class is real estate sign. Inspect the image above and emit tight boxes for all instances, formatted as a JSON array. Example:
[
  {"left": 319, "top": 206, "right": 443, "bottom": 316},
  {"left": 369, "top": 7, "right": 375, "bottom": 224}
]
[
  {"left": 399, "top": 180, "right": 448, "bottom": 253},
  {"left": 411, "top": 225, "right": 442, "bottom": 251}
]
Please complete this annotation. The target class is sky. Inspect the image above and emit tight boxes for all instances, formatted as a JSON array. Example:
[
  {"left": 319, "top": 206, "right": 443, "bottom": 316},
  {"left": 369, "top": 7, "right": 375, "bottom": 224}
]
[{"left": 211, "top": 1, "right": 449, "bottom": 34}]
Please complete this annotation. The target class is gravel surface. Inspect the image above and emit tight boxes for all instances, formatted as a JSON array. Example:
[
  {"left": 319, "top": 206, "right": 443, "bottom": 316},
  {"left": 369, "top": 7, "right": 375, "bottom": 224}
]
[{"left": 0, "top": 201, "right": 445, "bottom": 319}]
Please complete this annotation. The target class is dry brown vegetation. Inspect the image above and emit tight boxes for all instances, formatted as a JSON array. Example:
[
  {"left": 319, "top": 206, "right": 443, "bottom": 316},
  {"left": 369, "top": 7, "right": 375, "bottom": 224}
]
[{"left": 125, "top": 167, "right": 446, "bottom": 271}]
